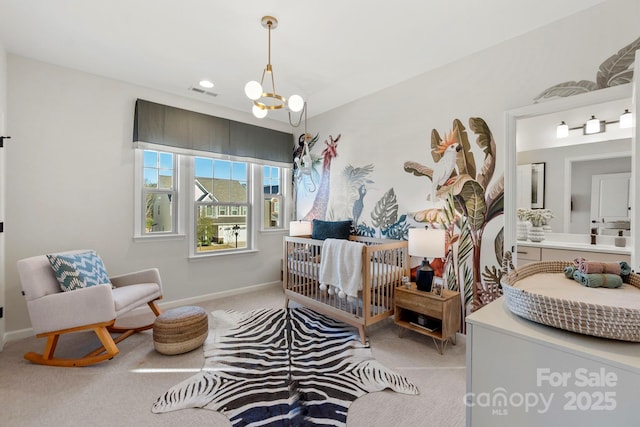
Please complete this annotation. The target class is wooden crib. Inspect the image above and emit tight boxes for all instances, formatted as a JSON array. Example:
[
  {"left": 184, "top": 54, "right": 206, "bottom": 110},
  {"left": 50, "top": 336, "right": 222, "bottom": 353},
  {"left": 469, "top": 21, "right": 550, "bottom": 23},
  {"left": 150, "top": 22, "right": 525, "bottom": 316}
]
[{"left": 283, "top": 235, "right": 410, "bottom": 343}]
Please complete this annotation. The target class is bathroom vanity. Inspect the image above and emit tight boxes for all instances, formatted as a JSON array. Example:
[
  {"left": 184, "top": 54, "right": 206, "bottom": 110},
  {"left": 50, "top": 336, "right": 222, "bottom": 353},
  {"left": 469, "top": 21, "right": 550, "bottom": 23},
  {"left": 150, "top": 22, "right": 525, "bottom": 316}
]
[{"left": 516, "top": 234, "right": 631, "bottom": 266}]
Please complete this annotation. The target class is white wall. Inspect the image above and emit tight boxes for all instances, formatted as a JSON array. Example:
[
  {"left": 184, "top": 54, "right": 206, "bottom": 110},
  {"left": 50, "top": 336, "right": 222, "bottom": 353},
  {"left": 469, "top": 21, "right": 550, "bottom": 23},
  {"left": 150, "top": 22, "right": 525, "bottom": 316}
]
[
  {"left": 0, "top": 39, "right": 7, "bottom": 347},
  {"left": 5, "top": 56, "right": 292, "bottom": 334},
  {"left": 299, "top": 0, "right": 639, "bottom": 275}
]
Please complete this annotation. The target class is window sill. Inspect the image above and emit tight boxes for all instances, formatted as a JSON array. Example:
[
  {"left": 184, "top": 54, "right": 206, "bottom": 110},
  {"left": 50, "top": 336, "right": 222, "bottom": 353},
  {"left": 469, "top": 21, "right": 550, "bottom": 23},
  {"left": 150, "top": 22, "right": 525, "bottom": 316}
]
[
  {"left": 133, "top": 234, "right": 186, "bottom": 243},
  {"left": 188, "top": 248, "right": 259, "bottom": 260},
  {"left": 260, "top": 228, "right": 288, "bottom": 234}
]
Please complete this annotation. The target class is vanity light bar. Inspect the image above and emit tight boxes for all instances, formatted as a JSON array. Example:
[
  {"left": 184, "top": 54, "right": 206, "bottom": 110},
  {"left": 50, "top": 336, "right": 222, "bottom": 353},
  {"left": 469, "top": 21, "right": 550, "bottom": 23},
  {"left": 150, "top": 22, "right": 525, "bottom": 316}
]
[{"left": 556, "top": 109, "right": 632, "bottom": 138}]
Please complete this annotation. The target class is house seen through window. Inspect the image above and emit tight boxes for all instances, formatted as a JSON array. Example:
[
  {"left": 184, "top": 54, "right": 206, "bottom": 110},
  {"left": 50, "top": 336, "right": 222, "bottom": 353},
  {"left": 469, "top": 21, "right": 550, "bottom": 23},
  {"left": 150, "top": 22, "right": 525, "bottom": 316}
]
[
  {"left": 139, "top": 149, "right": 286, "bottom": 255},
  {"left": 194, "top": 157, "right": 249, "bottom": 253},
  {"left": 143, "top": 150, "right": 175, "bottom": 234}
]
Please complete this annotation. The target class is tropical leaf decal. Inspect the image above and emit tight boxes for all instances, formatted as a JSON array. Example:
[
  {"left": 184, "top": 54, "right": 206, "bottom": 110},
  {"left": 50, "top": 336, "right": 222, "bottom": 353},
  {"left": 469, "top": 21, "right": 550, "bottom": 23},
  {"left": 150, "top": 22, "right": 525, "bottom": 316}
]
[
  {"left": 382, "top": 214, "right": 410, "bottom": 240},
  {"left": 457, "top": 216, "right": 474, "bottom": 263},
  {"left": 414, "top": 207, "right": 447, "bottom": 224},
  {"left": 596, "top": 36, "right": 640, "bottom": 89},
  {"left": 607, "top": 69, "right": 634, "bottom": 87},
  {"left": 343, "top": 164, "right": 374, "bottom": 188},
  {"left": 468, "top": 117, "right": 495, "bottom": 189},
  {"left": 403, "top": 161, "right": 433, "bottom": 180},
  {"left": 452, "top": 119, "right": 476, "bottom": 178},
  {"left": 494, "top": 227, "right": 504, "bottom": 266},
  {"left": 485, "top": 190, "right": 504, "bottom": 225},
  {"left": 534, "top": 36, "right": 640, "bottom": 102},
  {"left": 460, "top": 261, "right": 474, "bottom": 311},
  {"left": 355, "top": 223, "right": 375, "bottom": 237},
  {"left": 457, "top": 180, "right": 487, "bottom": 231},
  {"left": 430, "top": 129, "right": 444, "bottom": 163},
  {"left": 371, "top": 188, "right": 398, "bottom": 230},
  {"left": 533, "top": 80, "right": 598, "bottom": 102}
]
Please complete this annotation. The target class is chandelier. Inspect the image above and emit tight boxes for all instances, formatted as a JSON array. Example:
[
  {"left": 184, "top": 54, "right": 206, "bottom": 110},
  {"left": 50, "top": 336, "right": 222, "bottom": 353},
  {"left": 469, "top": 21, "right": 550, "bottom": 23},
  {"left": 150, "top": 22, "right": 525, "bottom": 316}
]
[{"left": 244, "top": 16, "right": 304, "bottom": 119}]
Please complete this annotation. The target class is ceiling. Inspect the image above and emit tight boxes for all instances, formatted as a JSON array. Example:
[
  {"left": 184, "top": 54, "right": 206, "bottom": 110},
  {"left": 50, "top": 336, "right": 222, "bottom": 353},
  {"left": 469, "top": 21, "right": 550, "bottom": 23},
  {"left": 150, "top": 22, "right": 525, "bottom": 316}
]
[{"left": 0, "top": 0, "right": 607, "bottom": 122}]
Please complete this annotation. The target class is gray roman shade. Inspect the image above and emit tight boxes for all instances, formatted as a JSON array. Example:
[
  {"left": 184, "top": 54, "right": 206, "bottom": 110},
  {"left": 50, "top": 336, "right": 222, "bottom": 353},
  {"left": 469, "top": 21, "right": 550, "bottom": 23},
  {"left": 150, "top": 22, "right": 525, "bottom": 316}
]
[{"left": 133, "top": 99, "right": 293, "bottom": 165}]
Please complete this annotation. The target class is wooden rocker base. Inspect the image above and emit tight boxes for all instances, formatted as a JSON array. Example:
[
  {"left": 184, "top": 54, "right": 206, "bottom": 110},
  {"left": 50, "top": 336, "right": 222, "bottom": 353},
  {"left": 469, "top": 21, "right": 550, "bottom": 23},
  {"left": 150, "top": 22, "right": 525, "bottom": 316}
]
[{"left": 24, "top": 300, "right": 162, "bottom": 367}]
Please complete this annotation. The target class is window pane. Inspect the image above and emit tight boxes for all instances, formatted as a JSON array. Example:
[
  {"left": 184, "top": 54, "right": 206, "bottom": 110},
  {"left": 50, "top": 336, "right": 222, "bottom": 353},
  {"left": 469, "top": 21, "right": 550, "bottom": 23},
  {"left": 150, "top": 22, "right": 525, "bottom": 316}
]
[
  {"left": 159, "top": 152, "right": 173, "bottom": 169},
  {"left": 196, "top": 204, "right": 247, "bottom": 253},
  {"left": 144, "top": 168, "right": 158, "bottom": 188},
  {"left": 144, "top": 150, "right": 173, "bottom": 190},
  {"left": 158, "top": 169, "right": 173, "bottom": 189},
  {"left": 143, "top": 150, "right": 158, "bottom": 168},
  {"left": 264, "top": 196, "right": 281, "bottom": 228},
  {"left": 145, "top": 193, "right": 173, "bottom": 233}
]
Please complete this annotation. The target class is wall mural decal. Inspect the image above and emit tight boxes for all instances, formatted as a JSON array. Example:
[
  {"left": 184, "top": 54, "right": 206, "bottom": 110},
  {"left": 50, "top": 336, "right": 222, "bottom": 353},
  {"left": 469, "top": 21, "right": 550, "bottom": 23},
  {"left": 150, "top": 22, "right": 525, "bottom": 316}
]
[
  {"left": 294, "top": 134, "right": 409, "bottom": 240},
  {"left": 404, "top": 118, "right": 504, "bottom": 319},
  {"left": 300, "top": 134, "right": 341, "bottom": 221},
  {"left": 293, "top": 119, "right": 504, "bottom": 321},
  {"left": 534, "top": 35, "right": 640, "bottom": 102},
  {"left": 292, "top": 133, "right": 320, "bottom": 192}
]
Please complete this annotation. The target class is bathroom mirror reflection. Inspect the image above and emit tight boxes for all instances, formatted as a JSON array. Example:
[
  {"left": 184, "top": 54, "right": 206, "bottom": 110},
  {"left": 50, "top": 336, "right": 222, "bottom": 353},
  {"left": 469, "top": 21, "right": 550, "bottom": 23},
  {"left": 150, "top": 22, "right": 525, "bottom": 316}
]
[{"left": 516, "top": 97, "right": 632, "bottom": 237}]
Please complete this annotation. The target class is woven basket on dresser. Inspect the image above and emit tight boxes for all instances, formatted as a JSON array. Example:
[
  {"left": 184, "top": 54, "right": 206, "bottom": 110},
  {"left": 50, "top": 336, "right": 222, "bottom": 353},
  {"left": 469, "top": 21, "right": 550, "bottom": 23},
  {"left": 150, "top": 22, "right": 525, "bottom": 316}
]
[
  {"left": 153, "top": 306, "right": 209, "bottom": 355},
  {"left": 501, "top": 260, "right": 640, "bottom": 342}
]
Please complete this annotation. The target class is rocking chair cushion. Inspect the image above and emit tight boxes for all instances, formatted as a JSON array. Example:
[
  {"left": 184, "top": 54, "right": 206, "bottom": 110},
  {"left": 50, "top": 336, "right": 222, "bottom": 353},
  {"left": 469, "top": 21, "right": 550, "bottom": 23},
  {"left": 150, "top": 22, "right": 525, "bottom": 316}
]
[{"left": 46, "top": 251, "right": 112, "bottom": 292}]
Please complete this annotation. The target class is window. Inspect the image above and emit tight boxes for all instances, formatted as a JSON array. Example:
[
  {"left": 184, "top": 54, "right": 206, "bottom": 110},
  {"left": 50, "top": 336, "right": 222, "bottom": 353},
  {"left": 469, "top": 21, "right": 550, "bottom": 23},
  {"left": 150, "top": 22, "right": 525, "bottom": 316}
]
[
  {"left": 263, "top": 165, "right": 284, "bottom": 229},
  {"left": 142, "top": 150, "right": 176, "bottom": 234},
  {"left": 194, "top": 157, "right": 249, "bottom": 253}
]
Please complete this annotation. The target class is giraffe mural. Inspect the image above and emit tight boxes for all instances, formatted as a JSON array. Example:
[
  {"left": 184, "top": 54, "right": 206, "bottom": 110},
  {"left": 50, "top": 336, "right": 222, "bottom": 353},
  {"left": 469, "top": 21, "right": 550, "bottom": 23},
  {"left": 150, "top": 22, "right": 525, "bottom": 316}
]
[{"left": 302, "top": 134, "right": 341, "bottom": 221}]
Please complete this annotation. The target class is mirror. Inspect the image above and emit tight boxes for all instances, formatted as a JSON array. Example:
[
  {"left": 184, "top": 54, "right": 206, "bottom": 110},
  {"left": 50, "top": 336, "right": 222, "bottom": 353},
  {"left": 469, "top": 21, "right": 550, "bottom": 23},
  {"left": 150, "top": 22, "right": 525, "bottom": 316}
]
[
  {"left": 504, "top": 80, "right": 639, "bottom": 268},
  {"left": 516, "top": 98, "right": 632, "bottom": 235}
]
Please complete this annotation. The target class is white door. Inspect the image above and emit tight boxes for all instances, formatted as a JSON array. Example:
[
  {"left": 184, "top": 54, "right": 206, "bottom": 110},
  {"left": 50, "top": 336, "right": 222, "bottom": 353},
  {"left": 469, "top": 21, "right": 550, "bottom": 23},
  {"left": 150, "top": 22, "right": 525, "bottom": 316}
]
[{"left": 591, "top": 172, "right": 631, "bottom": 222}]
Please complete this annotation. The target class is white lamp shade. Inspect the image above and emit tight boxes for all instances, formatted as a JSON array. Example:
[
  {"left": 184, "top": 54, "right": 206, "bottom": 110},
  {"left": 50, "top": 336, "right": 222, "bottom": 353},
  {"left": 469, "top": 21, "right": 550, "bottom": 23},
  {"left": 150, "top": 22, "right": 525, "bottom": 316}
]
[
  {"left": 252, "top": 104, "right": 268, "bottom": 118},
  {"left": 288, "top": 94, "right": 304, "bottom": 112},
  {"left": 556, "top": 121, "right": 568, "bottom": 138},
  {"left": 244, "top": 80, "right": 263, "bottom": 100},
  {"left": 585, "top": 116, "right": 601, "bottom": 134},
  {"left": 408, "top": 228, "right": 446, "bottom": 258},
  {"left": 620, "top": 109, "right": 633, "bottom": 129},
  {"left": 289, "top": 220, "right": 312, "bottom": 236}
]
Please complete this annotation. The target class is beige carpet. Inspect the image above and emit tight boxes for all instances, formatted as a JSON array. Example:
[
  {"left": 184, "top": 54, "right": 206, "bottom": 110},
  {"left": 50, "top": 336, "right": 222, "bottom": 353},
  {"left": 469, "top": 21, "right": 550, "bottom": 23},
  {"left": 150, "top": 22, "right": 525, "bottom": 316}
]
[{"left": 0, "top": 285, "right": 466, "bottom": 426}]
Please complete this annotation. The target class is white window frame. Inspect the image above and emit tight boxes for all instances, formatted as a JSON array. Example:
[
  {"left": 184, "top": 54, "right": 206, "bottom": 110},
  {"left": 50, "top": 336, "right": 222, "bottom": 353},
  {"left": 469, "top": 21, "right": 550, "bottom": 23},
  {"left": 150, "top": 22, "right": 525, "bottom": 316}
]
[
  {"left": 189, "top": 156, "right": 253, "bottom": 257},
  {"left": 135, "top": 145, "right": 290, "bottom": 254},
  {"left": 134, "top": 149, "right": 182, "bottom": 239},
  {"left": 262, "top": 165, "right": 287, "bottom": 231}
]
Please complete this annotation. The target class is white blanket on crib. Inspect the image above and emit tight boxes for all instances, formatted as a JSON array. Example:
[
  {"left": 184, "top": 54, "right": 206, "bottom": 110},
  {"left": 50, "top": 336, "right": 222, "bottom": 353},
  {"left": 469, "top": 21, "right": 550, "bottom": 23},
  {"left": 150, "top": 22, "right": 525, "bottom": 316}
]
[{"left": 319, "top": 238, "right": 365, "bottom": 298}]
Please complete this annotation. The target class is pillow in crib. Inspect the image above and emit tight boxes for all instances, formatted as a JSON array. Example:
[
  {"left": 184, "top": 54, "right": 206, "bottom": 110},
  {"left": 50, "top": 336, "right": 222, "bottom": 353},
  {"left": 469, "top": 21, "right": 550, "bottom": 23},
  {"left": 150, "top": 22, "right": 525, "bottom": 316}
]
[{"left": 312, "top": 219, "right": 352, "bottom": 240}]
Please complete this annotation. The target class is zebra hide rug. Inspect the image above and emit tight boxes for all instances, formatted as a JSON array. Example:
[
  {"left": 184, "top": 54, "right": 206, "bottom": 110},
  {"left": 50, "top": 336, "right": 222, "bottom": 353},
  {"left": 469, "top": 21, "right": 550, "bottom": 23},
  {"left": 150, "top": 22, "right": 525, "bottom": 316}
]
[{"left": 152, "top": 307, "right": 419, "bottom": 426}]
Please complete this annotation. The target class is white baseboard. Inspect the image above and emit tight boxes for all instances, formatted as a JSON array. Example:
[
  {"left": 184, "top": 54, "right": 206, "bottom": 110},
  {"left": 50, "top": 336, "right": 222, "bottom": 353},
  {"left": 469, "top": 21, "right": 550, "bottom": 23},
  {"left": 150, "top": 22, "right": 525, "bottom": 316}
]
[
  {"left": 4, "top": 326, "right": 34, "bottom": 343},
  {"left": 2, "top": 281, "right": 283, "bottom": 345}
]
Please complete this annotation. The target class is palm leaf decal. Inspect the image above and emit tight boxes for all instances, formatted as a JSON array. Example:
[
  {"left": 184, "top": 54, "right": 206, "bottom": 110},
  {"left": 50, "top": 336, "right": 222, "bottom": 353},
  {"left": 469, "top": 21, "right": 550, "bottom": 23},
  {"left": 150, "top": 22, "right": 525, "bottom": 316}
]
[
  {"left": 533, "top": 80, "right": 598, "bottom": 102},
  {"left": 468, "top": 117, "right": 495, "bottom": 189},
  {"left": 371, "top": 188, "right": 398, "bottom": 230},
  {"left": 534, "top": 36, "right": 640, "bottom": 102},
  {"left": 596, "top": 36, "right": 640, "bottom": 88}
]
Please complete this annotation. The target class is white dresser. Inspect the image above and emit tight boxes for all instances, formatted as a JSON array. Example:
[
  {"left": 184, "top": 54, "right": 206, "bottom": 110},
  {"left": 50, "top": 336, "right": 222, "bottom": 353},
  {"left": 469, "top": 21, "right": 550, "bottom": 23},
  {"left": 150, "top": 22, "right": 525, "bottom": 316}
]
[{"left": 465, "top": 298, "right": 640, "bottom": 426}]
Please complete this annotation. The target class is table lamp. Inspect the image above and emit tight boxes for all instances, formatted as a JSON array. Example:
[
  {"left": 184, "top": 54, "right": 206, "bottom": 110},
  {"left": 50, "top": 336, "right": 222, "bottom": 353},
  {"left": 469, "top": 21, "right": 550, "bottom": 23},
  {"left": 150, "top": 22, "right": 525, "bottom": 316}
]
[
  {"left": 289, "top": 220, "right": 312, "bottom": 237},
  {"left": 408, "top": 228, "right": 446, "bottom": 292}
]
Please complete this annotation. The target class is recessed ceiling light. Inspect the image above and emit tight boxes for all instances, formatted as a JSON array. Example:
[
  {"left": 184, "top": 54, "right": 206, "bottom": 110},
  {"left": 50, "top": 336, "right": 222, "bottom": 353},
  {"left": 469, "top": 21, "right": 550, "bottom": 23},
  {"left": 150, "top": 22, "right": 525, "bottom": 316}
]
[{"left": 199, "top": 80, "right": 214, "bottom": 89}]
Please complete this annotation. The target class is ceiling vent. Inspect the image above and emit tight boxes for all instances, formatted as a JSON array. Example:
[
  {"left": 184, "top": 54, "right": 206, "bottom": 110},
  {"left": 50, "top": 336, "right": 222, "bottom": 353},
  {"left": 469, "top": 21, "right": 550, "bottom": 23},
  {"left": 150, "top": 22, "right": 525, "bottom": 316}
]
[{"left": 188, "top": 87, "right": 218, "bottom": 97}]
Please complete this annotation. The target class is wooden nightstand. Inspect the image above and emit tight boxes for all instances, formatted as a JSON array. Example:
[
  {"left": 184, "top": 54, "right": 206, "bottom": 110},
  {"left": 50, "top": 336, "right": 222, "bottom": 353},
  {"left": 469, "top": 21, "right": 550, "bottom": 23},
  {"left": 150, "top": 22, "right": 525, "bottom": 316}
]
[{"left": 394, "top": 283, "right": 461, "bottom": 354}]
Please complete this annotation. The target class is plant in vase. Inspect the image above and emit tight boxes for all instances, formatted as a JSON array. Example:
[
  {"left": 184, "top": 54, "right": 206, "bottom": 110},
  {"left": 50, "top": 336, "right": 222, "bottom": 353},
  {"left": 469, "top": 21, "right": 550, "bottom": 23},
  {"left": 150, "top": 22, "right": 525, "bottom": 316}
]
[{"left": 523, "top": 209, "right": 554, "bottom": 242}]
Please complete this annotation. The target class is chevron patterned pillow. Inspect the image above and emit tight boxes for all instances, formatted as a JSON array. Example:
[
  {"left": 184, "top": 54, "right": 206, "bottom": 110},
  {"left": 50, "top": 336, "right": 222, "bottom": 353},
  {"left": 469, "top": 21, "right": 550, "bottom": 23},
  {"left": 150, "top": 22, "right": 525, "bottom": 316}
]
[{"left": 46, "top": 251, "right": 112, "bottom": 292}]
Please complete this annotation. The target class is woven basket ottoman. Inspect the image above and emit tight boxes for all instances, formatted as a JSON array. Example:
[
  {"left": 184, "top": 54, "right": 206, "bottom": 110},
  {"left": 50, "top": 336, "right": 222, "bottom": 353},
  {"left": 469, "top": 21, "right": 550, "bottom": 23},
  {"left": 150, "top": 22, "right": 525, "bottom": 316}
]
[{"left": 153, "top": 306, "right": 209, "bottom": 355}]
